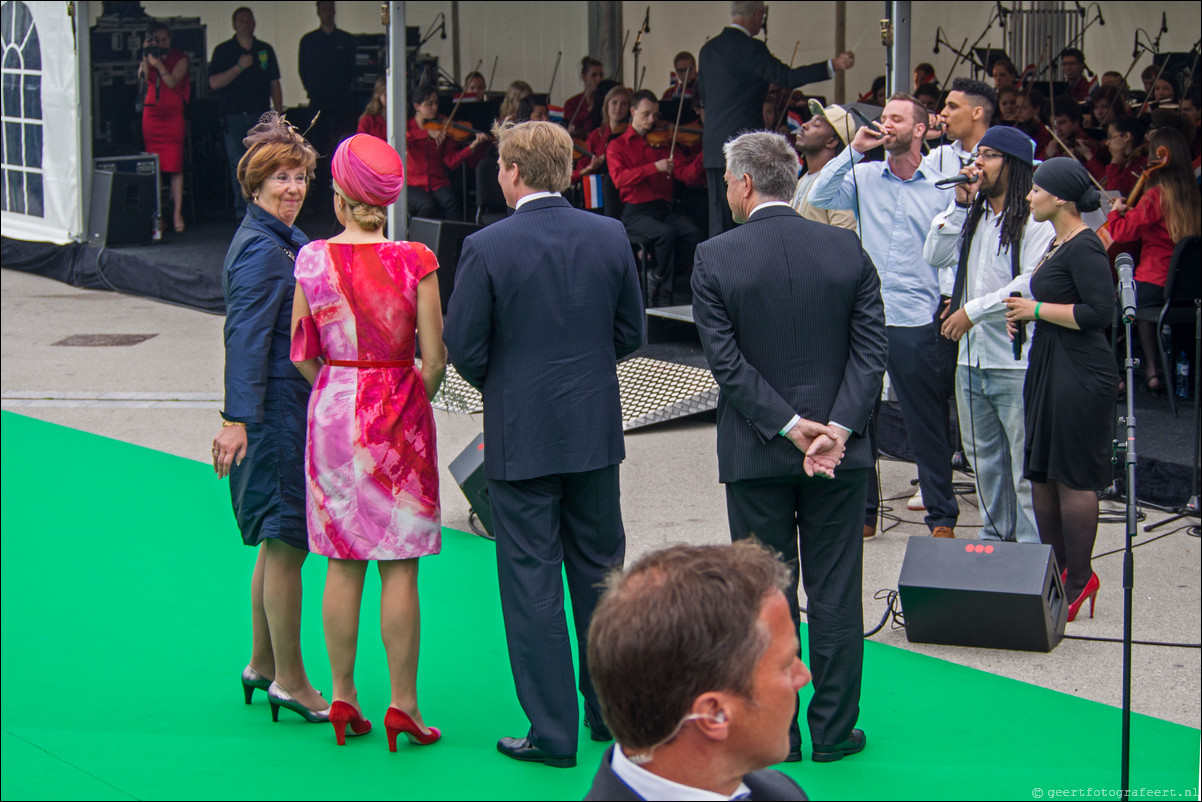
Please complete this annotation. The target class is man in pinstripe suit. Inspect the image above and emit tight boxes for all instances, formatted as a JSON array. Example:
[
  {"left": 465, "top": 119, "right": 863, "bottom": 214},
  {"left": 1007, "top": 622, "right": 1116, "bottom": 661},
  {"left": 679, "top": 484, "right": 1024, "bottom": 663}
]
[
  {"left": 692, "top": 131, "right": 887, "bottom": 763},
  {"left": 444, "top": 121, "right": 644, "bottom": 768}
]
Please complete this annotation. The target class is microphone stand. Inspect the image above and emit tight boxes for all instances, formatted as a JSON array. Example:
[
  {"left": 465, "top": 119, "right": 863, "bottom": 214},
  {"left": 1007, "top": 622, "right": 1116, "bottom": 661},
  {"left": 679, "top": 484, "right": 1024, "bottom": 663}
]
[
  {"left": 1112, "top": 260, "right": 1140, "bottom": 802},
  {"left": 1062, "top": 5, "right": 1105, "bottom": 58},
  {"left": 632, "top": 8, "right": 649, "bottom": 92}
]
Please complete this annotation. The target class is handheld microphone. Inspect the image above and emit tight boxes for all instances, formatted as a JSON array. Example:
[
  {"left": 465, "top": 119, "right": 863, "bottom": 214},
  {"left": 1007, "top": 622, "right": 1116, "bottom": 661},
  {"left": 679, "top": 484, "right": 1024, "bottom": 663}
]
[
  {"left": 1116, "top": 254, "right": 1137, "bottom": 324},
  {"left": 1011, "top": 292, "right": 1026, "bottom": 360},
  {"left": 1160, "top": 12, "right": 1167, "bottom": 34},
  {"left": 935, "top": 173, "right": 974, "bottom": 189}
]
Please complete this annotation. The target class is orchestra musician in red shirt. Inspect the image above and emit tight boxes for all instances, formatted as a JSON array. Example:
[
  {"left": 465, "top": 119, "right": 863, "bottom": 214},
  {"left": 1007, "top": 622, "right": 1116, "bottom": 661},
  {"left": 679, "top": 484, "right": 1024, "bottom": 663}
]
[
  {"left": 406, "top": 82, "right": 489, "bottom": 220},
  {"left": 564, "top": 56, "right": 605, "bottom": 138},
  {"left": 608, "top": 90, "right": 703, "bottom": 307}
]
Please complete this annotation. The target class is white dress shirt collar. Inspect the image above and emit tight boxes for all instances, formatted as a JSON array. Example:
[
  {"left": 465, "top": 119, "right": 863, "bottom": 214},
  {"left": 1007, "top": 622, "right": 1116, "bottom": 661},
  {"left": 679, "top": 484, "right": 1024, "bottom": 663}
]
[
  {"left": 514, "top": 191, "right": 562, "bottom": 209},
  {"left": 728, "top": 22, "right": 753, "bottom": 37},
  {"left": 611, "top": 746, "right": 752, "bottom": 801},
  {"left": 749, "top": 200, "right": 793, "bottom": 217}
]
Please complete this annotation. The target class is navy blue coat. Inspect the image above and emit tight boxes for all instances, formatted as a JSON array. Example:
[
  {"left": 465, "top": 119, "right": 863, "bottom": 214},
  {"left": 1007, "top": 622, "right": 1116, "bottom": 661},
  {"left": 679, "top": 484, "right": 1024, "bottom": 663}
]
[
  {"left": 221, "top": 203, "right": 310, "bottom": 549},
  {"left": 221, "top": 202, "right": 309, "bottom": 423},
  {"left": 443, "top": 196, "right": 644, "bottom": 482}
]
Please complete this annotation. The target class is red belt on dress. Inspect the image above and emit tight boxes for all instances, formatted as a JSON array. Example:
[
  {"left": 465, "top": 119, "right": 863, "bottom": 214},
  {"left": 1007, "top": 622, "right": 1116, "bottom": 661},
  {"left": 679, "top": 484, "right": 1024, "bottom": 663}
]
[{"left": 325, "top": 358, "right": 414, "bottom": 368}]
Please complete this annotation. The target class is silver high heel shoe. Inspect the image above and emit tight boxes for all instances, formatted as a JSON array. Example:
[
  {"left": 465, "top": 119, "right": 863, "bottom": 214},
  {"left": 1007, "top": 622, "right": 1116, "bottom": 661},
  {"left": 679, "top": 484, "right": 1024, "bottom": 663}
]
[
  {"left": 267, "top": 681, "right": 330, "bottom": 723},
  {"left": 241, "top": 665, "right": 272, "bottom": 704}
]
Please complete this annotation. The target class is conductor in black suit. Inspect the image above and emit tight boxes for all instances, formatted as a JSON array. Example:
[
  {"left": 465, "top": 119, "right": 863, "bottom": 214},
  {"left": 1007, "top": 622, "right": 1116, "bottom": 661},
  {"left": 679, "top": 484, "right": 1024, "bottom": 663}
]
[
  {"left": 692, "top": 131, "right": 887, "bottom": 763},
  {"left": 443, "top": 120, "right": 644, "bottom": 769},
  {"left": 698, "top": 0, "right": 854, "bottom": 237}
]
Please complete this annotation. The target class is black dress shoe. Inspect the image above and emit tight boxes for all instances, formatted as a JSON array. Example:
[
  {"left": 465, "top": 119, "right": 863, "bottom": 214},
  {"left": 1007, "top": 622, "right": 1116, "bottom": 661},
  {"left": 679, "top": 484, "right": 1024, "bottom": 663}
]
[
  {"left": 811, "top": 729, "right": 866, "bottom": 763},
  {"left": 783, "top": 748, "right": 804, "bottom": 763},
  {"left": 497, "top": 736, "right": 577, "bottom": 768},
  {"left": 586, "top": 721, "right": 613, "bottom": 743}
]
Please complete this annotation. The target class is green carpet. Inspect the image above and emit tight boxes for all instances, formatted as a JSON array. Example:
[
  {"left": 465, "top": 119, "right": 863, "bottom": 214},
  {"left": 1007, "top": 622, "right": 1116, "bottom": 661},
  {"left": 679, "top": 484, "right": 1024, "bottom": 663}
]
[{"left": 1, "top": 411, "right": 1197, "bottom": 800}]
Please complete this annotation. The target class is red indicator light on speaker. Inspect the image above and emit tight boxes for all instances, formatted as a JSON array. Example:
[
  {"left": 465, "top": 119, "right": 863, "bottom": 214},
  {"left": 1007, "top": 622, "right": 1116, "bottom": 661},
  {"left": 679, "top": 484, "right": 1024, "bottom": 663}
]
[
  {"left": 965, "top": 544, "right": 974, "bottom": 553},
  {"left": 975, "top": 544, "right": 986, "bottom": 553},
  {"left": 985, "top": 545, "right": 994, "bottom": 553},
  {"left": 477, "top": 443, "right": 484, "bottom": 451}
]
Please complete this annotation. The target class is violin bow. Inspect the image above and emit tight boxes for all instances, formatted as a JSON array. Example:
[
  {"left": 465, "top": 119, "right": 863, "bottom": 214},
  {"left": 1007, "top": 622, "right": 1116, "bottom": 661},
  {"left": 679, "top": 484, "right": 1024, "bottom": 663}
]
[
  {"left": 547, "top": 51, "right": 562, "bottom": 104},
  {"left": 1042, "top": 124, "right": 1109, "bottom": 194},
  {"left": 487, "top": 56, "right": 499, "bottom": 94},
  {"left": 444, "top": 58, "right": 483, "bottom": 134},
  {"left": 773, "top": 41, "right": 800, "bottom": 133},
  {"left": 668, "top": 65, "right": 692, "bottom": 161}
]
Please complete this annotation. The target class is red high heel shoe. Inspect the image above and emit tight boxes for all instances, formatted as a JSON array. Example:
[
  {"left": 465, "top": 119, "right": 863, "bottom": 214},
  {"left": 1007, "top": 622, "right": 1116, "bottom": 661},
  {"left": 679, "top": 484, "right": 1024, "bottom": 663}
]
[
  {"left": 329, "top": 701, "right": 372, "bottom": 745},
  {"left": 1067, "top": 572, "right": 1100, "bottom": 622},
  {"left": 385, "top": 707, "right": 441, "bottom": 751}
]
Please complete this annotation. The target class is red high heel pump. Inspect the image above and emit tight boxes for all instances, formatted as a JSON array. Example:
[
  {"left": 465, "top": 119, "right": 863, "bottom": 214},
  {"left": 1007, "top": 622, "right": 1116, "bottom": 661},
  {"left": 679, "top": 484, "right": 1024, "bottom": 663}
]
[
  {"left": 329, "top": 701, "right": 372, "bottom": 745},
  {"left": 1067, "top": 572, "right": 1100, "bottom": 622},
  {"left": 385, "top": 707, "right": 441, "bottom": 751}
]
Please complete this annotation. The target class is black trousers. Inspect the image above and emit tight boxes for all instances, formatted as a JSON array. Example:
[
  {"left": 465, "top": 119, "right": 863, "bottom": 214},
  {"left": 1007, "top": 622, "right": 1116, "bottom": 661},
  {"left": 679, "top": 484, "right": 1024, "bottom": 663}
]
[
  {"left": 865, "top": 324, "right": 959, "bottom": 530},
  {"left": 409, "top": 186, "right": 461, "bottom": 221},
  {"left": 706, "top": 167, "right": 735, "bottom": 238},
  {"left": 620, "top": 201, "right": 701, "bottom": 307},
  {"left": 726, "top": 467, "right": 867, "bottom": 747},
  {"left": 487, "top": 465, "right": 626, "bottom": 754}
]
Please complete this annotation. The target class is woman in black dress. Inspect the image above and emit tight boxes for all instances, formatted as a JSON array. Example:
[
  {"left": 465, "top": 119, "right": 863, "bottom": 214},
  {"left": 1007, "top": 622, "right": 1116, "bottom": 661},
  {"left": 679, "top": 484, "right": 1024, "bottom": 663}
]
[{"left": 1004, "top": 158, "right": 1117, "bottom": 623}]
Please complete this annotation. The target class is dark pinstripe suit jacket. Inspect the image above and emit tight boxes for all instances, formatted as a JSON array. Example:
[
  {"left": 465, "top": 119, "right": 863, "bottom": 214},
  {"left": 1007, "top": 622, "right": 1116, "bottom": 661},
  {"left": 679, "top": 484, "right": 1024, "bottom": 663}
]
[
  {"left": 692, "top": 205, "right": 888, "bottom": 483},
  {"left": 443, "top": 195, "right": 644, "bottom": 482},
  {"left": 698, "top": 27, "right": 830, "bottom": 169}
]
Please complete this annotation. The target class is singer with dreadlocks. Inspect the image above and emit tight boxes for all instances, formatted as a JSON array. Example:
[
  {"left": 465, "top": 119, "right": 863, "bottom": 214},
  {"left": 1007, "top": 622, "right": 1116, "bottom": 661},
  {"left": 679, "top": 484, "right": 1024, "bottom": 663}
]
[{"left": 924, "top": 128, "right": 1054, "bottom": 544}]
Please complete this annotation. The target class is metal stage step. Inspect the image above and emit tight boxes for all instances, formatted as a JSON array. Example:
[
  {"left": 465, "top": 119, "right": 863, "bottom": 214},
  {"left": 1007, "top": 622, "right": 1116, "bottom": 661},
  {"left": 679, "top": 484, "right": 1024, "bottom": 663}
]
[{"left": 428, "top": 356, "right": 718, "bottom": 432}]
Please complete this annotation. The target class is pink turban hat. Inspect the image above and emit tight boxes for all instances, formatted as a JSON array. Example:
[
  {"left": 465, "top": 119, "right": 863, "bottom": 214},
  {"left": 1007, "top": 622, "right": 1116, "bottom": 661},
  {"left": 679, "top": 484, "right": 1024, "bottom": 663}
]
[{"left": 332, "top": 134, "right": 404, "bottom": 206}]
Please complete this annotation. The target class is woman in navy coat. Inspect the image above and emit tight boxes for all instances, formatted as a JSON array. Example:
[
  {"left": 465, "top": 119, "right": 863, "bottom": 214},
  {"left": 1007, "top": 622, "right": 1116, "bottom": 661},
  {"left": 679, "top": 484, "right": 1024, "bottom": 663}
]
[{"left": 210, "top": 113, "right": 328, "bottom": 723}]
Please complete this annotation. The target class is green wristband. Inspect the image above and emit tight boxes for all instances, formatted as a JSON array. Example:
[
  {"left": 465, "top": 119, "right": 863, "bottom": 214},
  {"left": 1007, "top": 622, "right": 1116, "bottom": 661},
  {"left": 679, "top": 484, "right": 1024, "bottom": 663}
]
[{"left": 1034, "top": 302, "right": 1043, "bottom": 320}]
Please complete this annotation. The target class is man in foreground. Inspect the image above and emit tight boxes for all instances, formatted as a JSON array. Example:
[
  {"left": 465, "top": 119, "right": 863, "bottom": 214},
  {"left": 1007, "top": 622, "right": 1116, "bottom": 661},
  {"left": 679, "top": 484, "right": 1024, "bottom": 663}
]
[
  {"left": 586, "top": 542, "right": 811, "bottom": 800},
  {"left": 693, "top": 131, "right": 887, "bottom": 762},
  {"left": 443, "top": 120, "right": 644, "bottom": 768}
]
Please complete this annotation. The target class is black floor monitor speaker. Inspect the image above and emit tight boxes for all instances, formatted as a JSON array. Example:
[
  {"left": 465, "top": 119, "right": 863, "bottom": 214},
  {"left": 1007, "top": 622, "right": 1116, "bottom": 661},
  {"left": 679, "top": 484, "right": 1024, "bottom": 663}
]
[
  {"left": 88, "top": 168, "right": 157, "bottom": 246},
  {"left": 898, "top": 536, "right": 1066, "bottom": 652},
  {"left": 449, "top": 433, "right": 493, "bottom": 539},
  {"left": 407, "top": 217, "right": 481, "bottom": 312}
]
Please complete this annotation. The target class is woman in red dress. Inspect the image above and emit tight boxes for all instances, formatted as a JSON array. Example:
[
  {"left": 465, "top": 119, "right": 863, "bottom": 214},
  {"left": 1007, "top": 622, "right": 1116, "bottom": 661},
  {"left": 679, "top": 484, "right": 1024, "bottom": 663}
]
[{"left": 139, "top": 21, "right": 190, "bottom": 233}]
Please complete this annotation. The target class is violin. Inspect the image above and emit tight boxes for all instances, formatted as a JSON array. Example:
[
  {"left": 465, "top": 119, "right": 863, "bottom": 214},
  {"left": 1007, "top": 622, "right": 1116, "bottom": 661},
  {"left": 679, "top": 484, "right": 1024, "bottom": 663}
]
[
  {"left": 645, "top": 122, "right": 702, "bottom": 149},
  {"left": 573, "top": 138, "right": 595, "bottom": 159},
  {"left": 423, "top": 117, "right": 490, "bottom": 144},
  {"left": 1097, "top": 144, "right": 1169, "bottom": 266}
]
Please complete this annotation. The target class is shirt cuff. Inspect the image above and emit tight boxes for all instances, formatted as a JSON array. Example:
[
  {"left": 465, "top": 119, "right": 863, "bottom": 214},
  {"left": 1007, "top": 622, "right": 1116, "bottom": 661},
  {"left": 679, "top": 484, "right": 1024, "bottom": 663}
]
[
  {"left": 826, "top": 59, "right": 835, "bottom": 79},
  {"left": 779, "top": 414, "right": 801, "bottom": 437},
  {"left": 829, "top": 421, "right": 852, "bottom": 435}
]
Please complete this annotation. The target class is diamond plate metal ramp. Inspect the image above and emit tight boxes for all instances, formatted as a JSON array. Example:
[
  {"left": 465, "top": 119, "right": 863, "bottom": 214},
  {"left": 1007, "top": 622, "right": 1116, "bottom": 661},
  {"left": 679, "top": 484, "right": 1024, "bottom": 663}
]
[{"left": 428, "top": 357, "right": 718, "bottom": 431}]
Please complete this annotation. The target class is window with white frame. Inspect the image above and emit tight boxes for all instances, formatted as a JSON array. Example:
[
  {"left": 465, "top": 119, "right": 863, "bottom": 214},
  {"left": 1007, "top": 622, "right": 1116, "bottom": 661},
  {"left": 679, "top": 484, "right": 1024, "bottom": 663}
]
[{"left": 1, "top": 0, "right": 43, "bottom": 217}]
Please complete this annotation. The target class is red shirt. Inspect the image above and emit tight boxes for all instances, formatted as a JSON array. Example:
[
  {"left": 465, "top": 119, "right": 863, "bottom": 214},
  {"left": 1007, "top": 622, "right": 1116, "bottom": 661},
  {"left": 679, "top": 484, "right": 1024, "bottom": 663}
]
[
  {"left": 1085, "top": 152, "right": 1146, "bottom": 196},
  {"left": 607, "top": 125, "right": 701, "bottom": 204},
  {"left": 1106, "top": 185, "right": 1174, "bottom": 287},
  {"left": 573, "top": 124, "right": 623, "bottom": 184},
  {"left": 1068, "top": 76, "right": 1094, "bottom": 102},
  {"left": 357, "top": 114, "right": 386, "bottom": 140},
  {"left": 404, "top": 117, "right": 483, "bottom": 192},
  {"left": 564, "top": 92, "right": 599, "bottom": 136}
]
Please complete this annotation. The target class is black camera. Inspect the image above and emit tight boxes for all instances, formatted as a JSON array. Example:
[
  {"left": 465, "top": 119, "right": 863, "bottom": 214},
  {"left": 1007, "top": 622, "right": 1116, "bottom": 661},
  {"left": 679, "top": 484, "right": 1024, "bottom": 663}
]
[{"left": 141, "top": 43, "right": 166, "bottom": 60}]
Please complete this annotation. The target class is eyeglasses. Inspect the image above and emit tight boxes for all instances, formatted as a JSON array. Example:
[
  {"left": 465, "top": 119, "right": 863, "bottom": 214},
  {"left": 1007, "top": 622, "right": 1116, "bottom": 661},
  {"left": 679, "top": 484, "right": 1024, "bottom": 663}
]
[{"left": 972, "top": 150, "right": 1004, "bottom": 161}]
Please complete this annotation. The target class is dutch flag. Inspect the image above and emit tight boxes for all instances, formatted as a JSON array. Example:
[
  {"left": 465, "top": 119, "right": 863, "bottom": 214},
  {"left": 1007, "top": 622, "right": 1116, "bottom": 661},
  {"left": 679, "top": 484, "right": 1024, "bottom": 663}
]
[
  {"left": 582, "top": 174, "right": 604, "bottom": 209},
  {"left": 548, "top": 104, "right": 565, "bottom": 124}
]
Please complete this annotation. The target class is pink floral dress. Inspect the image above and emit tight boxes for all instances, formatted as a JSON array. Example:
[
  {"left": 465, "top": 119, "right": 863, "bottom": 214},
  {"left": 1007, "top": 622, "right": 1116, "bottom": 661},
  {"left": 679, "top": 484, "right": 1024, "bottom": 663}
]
[{"left": 292, "top": 240, "right": 441, "bottom": 560}]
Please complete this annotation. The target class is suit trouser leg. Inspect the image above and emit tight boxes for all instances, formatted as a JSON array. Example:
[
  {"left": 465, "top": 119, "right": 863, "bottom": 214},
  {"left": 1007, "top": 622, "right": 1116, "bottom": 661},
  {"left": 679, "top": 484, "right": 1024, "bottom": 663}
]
[
  {"left": 726, "top": 470, "right": 866, "bottom": 747},
  {"left": 706, "top": 167, "right": 734, "bottom": 238},
  {"left": 488, "top": 474, "right": 579, "bottom": 755},
  {"left": 558, "top": 466, "right": 626, "bottom": 729},
  {"left": 796, "top": 468, "right": 866, "bottom": 745},
  {"left": 886, "top": 324, "right": 959, "bottom": 529}
]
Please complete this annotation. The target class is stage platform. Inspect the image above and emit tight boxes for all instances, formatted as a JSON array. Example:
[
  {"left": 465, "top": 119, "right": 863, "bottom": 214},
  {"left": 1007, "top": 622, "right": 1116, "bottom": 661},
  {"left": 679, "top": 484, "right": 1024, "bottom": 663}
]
[{"left": 2, "top": 232, "right": 1197, "bottom": 507}]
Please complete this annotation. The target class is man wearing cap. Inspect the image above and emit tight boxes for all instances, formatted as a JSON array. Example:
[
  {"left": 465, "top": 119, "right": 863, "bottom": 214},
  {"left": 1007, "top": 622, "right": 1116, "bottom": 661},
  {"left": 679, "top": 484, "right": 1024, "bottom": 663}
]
[
  {"left": 923, "top": 127, "right": 1054, "bottom": 544},
  {"left": 790, "top": 105, "right": 857, "bottom": 231}
]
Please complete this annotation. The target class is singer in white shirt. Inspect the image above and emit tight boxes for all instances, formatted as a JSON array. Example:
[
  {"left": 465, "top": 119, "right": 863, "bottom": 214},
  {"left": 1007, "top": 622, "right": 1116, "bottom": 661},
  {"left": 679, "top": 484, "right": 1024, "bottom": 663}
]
[{"left": 924, "top": 127, "right": 1054, "bottom": 543}]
